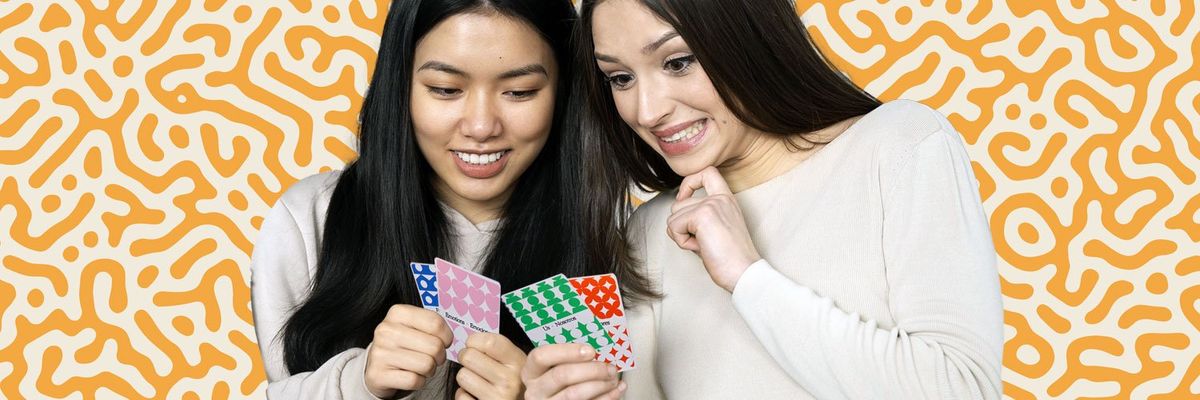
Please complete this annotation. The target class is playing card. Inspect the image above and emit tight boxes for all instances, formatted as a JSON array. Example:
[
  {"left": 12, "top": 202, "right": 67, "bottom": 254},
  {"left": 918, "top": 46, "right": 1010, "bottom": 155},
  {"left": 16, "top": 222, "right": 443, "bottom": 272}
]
[
  {"left": 503, "top": 274, "right": 614, "bottom": 354},
  {"left": 409, "top": 262, "right": 439, "bottom": 311},
  {"left": 435, "top": 258, "right": 501, "bottom": 363},
  {"left": 569, "top": 274, "right": 636, "bottom": 371}
]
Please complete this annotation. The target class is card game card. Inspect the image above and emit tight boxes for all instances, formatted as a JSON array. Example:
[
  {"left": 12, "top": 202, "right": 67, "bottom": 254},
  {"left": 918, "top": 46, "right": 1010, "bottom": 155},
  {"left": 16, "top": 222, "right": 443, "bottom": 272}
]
[
  {"left": 409, "top": 262, "right": 439, "bottom": 311},
  {"left": 569, "top": 274, "right": 636, "bottom": 371},
  {"left": 502, "top": 274, "right": 614, "bottom": 354},
  {"left": 434, "top": 258, "right": 501, "bottom": 363}
]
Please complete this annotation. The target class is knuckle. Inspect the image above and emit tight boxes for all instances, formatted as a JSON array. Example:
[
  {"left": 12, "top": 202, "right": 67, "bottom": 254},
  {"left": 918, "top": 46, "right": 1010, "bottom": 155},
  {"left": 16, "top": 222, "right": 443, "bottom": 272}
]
[
  {"left": 476, "top": 333, "right": 497, "bottom": 349},
  {"left": 458, "top": 348, "right": 475, "bottom": 365},
  {"left": 528, "top": 348, "right": 549, "bottom": 368},
  {"left": 562, "top": 385, "right": 585, "bottom": 400},
  {"left": 399, "top": 371, "right": 424, "bottom": 389},
  {"left": 418, "top": 354, "right": 437, "bottom": 375},
  {"left": 549, "top": 366, "right": 571, "bottom": 385}
]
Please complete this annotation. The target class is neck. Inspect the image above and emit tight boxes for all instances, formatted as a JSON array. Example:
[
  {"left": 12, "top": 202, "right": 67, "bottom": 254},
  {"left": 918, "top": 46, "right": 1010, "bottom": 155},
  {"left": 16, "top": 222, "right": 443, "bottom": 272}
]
[
  {"left": 717, "top": 117, "right": 860, "bottom": 193},
  {"left": 433, "top": 180, "right": 508, "bottom": 226}
]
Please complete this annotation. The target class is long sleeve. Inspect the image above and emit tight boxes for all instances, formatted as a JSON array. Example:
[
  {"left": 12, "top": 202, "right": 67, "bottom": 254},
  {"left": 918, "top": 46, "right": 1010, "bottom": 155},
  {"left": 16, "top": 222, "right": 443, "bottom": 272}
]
[
  {"left": 729, "top": 128, "right": 1004, "bottom": 399},
  {"left": 250, "top": 199, "right": 384, "bottom": 400}
]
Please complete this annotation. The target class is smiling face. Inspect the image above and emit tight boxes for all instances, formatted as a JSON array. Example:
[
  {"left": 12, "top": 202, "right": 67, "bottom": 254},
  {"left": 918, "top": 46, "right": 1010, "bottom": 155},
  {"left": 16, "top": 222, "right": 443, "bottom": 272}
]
[
  {"left": 411, "top": 11, "right": 557, "bottom": 221},
  {"left": 591, "top": 0, "right": 761, "bottom": 177}
]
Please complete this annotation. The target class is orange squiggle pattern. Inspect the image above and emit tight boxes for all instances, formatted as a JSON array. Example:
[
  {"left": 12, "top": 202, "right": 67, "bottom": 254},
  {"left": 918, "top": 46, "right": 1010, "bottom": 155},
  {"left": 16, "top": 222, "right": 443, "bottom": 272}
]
[{"left": 0, "top": 0, "right": 1196, "bottom": 398}]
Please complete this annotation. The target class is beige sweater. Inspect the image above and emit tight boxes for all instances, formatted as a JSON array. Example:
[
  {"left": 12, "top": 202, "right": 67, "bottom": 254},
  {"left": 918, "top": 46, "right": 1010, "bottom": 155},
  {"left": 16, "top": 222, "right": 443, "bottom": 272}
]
[
  {"left": 250, "top": 171, "right": 499, "bottom": 400},
  {"left": 621, "top": 100, "right": 1004, "bottom": 399}
]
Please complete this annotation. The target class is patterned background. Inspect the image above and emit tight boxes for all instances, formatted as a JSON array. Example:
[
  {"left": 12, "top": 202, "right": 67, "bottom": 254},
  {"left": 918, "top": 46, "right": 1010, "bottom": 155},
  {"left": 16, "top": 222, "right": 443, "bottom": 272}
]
[{"left": 0, "top": 0, "right": 1196, "bottom": 398}]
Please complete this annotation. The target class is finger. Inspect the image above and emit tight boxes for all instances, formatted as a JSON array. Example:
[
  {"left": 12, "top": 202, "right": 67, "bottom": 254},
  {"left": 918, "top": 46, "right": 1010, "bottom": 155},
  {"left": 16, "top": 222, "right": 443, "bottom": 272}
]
[
  {"left": 522, "top": 344, "right": 596, "bottom": 381},
  {"left": 677, "top": 166, "right": 731, "bottom": 200},
  {"left": 549, "top": 377, "right": 620, "bottom": 400},
  {"left": 542, "top": 362, "right": 617, "bottom": 397},
  {"left": 395, "top": 306, "right": 454, "bottom": 348},
  {"left": 376, "top": 323, "right": 448, "bottom": 363},
  {"left": 669, "top": 195, "right": 704, "bottom": 215},
  {"left": 454, "top": 387, "right": 477, "bottom": 400},
  {"left": 676, "top": 171, "right": 703, "bottom": 201},
  {"left": 466, "top": 333, "right": 527, "bottom": 368},
  {"left": 666, "top": 212, "right": 701, "bottom": 252},
  {"left": 458, "top": 346, "right": 511, "bottom": 388},
  {"left": 455, "top": 367, "right": 490, "bottom": 400},
  {"left": 698, "top": 166, "right": 732, "bottom": 195},
  {"left": 594, "top": 381, "right": 627, "bottom": 400},
  {"left": 369, "top": 368, "right": 426, "bottom": 392},
  {"left": 379, "top": 347, "right": 440, "bottom": 378}
]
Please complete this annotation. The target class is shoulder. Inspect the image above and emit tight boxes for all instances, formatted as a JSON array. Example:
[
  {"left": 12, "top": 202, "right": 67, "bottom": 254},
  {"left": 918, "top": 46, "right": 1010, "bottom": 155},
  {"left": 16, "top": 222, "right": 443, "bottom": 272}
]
[
  {"left": 276, "top": 170, "right": 342, "bottom": 222},
  {"left": 263, "top": 170, "right": 344, "bottom": 247},
  {"left": 839, "top": 100, "right": 968, "bottom": 172},
  {"left": 853, "top": 100, "right": 957, "bottom": 152},
  {"left": 278, "top": 170, "right": 342, "bottom": 211}
]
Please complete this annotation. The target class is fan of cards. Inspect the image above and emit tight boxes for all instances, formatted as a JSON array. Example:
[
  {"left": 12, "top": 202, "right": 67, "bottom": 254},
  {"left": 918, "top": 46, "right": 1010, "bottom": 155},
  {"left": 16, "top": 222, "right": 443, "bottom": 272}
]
[{"left": 409, "top": 258, "right": 636, "bottom": 371}]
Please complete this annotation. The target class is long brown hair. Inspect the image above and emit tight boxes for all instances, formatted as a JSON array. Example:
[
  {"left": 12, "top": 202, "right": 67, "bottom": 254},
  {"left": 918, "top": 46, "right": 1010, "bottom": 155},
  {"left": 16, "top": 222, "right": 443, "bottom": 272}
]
[{"left": 574, "top": 0, "right": 882, "bottom": 291}]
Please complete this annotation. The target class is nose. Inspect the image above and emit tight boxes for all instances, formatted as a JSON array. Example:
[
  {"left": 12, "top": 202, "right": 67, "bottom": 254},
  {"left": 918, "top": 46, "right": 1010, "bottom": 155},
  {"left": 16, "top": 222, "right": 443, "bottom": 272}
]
[
  {"left": 461, "top": 90, "right": 501, "bottom": 141},
  {"left": 635, "top": 77, "right": 672, "bottom": 129}
]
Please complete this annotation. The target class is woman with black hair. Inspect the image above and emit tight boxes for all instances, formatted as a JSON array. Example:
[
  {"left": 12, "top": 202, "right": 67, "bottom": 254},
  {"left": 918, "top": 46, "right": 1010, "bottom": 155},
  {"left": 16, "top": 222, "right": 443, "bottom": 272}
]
[
  {"left": 249, "top": 1, "right": 651, "bottom": 399},
  {"left": 523, "top": 0, "right": 1003, "bottom": 399}
]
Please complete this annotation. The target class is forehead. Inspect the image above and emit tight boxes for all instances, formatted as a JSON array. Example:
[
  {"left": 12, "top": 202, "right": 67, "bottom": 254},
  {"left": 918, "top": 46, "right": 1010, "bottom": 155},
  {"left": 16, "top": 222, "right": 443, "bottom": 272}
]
[
  {"left": 591, "top": 0, "right": 675, "bottom": 55},
  {"left": 414, "top": 12, "right": 555, "bottom": 73}
]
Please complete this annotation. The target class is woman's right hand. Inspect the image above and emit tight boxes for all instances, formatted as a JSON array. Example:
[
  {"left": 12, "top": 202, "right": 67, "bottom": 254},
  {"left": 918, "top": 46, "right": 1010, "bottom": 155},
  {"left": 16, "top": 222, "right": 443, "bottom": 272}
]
[
  {"left": 365, "top": 304, "right": 454, "bottom": 399},
  {"left": 521, "top": 344, "right": 624, "bottom": 400}
]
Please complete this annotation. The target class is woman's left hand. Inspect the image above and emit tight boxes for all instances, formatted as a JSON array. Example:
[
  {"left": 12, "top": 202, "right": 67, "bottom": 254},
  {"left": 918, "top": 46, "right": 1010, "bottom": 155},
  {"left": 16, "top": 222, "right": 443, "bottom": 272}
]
[
  {"left": 667, "top": 166, "right": 762, "bottom": 292},
  {"left": 456, "top": 333, "right": 527, "bottom": 400}
]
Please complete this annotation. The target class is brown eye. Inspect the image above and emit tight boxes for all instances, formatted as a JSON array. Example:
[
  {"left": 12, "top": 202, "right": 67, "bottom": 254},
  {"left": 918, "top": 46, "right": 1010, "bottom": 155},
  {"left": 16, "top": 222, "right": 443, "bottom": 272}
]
[
  {"left": 606, "top": 73, "right": 634, "bottom": 90},
  {"left": 505, "top": 89, "right": 540, "bottom": 99},
  {"left": 427, "top": 86, "right": 462, "bottom": 98},
  {"left": 664, "top": 55, "right": 695, "bottom": 74}
]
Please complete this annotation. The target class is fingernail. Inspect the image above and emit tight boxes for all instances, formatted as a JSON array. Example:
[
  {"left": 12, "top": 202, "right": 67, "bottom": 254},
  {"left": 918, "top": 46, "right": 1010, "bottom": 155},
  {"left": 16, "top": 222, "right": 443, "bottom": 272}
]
[
  {"left": 618, "top": 381, "right": 627, "bottom": 391},
  {"left": 607, "top": 365, "right": 618, "bottom": 379},
  {"left": 580, "top": 345, "right": 593, "bottom": 357}
]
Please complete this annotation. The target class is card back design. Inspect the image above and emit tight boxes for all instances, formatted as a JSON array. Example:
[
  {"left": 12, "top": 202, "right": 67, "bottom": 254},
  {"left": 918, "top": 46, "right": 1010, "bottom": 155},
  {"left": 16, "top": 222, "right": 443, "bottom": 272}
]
[
  {"left": 409, "top": 262, "right": 439, "bottom": 311},
  {"left": 435, "top": 258, "right": 501, "bottom": 362}
]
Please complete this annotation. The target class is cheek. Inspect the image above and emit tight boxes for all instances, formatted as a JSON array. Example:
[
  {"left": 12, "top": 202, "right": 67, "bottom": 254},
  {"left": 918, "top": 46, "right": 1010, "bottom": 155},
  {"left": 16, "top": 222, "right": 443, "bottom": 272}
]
[
  {"left": 504, "top": 99, "right": 555, "bottom": 145},
  {"left": 410, "top": 98, "right": 454, "bottom": 151},
  {"left": 611, "top": 91, "right": 640, "bottom": 130}
]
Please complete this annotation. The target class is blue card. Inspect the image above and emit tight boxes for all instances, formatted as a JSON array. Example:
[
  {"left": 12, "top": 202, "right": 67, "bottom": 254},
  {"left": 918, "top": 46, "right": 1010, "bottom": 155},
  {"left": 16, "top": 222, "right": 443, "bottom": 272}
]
[{"left": 410, "top": 262, "right": 439, "bottom": 310}]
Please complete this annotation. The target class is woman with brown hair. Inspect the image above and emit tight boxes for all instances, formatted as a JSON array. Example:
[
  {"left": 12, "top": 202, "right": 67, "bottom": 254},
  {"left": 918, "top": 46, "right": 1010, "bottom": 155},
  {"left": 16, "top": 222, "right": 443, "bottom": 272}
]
[{"left": 520, "top": 0, "right": 1003, "bottom": 398}]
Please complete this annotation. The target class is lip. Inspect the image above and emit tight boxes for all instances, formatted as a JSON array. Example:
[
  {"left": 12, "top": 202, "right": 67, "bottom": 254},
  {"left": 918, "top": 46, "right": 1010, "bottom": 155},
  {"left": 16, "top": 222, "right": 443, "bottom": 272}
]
[
  {"left": 655, "top": 119, "right": 708, "bottom": 157},
  {"left": 451, "top": 150, "right": 510, "bottom": 179},
  {"left": 652, "top": 118, "right": 705, "bottom": 138}
]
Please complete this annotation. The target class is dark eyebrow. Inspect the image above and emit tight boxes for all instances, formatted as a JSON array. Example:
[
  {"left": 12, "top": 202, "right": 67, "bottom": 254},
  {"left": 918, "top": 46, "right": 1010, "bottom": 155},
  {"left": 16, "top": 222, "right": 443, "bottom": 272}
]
[
  {"left": 498, "top": 64, "right": 548, "bottom": 80},
  {"left": 595, "top": 31, "right": 680, "bottom": 64},
  {"left": 642, "top": 31, "right": 679, "bottom": 54},
  {"left": 417, "top": 61, "right": 466, "bottom": 76},
  {"left": 594, "top": 53, "right": 620, "bottom": 63}
]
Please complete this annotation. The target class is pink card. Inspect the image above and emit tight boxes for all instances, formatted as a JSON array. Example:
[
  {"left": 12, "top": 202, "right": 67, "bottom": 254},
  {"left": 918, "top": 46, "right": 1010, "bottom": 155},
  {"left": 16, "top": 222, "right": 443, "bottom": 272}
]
[
  {"left": 435, "top": 258, "right": 501, "bottom": 363},
  {"left": 569, "top": 274, "right": 636, "bottom": 371}
]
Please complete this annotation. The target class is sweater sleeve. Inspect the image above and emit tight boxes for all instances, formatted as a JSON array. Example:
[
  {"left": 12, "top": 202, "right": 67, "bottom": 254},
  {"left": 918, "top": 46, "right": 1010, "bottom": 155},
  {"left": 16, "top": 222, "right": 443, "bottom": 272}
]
[
  {"left": 729, "top": 128, "right": 1004, "bottom": 399},
  {"left": 250, "top": 199, "right": 385, "bottom": 400}
]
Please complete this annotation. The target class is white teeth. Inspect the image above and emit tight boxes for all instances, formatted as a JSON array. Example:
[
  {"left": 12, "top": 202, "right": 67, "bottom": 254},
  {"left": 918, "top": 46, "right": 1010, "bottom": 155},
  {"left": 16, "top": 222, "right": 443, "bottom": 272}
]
[
  {"left": 455, "top": 150, "right": 506, "bottom": 165},
  {"left": 662, "top": 120, "right": 704, "bottom": 143}
]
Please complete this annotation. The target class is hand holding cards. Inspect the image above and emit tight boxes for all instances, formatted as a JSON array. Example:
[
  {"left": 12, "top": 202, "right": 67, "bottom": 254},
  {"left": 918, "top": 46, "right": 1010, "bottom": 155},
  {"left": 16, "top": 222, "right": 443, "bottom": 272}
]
[
  {"left": 408, "top": 260, "right": 635, "bottom": 371},
  {"left": 504, "top": 274, "right": 637, "bottom": 372},
  {"left": 408, "top": 258, "right": 501, "bottom": 362}
]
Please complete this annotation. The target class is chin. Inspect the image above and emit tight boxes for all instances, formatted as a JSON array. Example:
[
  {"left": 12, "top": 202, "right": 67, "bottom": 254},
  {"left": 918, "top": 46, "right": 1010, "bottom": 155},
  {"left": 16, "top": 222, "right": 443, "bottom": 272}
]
[{"left": 664, "top": 156, "right": 714, "bottom": 178}]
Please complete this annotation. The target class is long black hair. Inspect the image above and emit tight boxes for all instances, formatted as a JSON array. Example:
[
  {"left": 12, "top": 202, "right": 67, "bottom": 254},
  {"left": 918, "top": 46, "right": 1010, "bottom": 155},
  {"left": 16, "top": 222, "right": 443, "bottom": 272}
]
[
  {"left": 281, "top": 0, "right": 652, "bottom": 396},
  {"left": 575, "top": 0, "right": 883, "bottom": 278}
]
